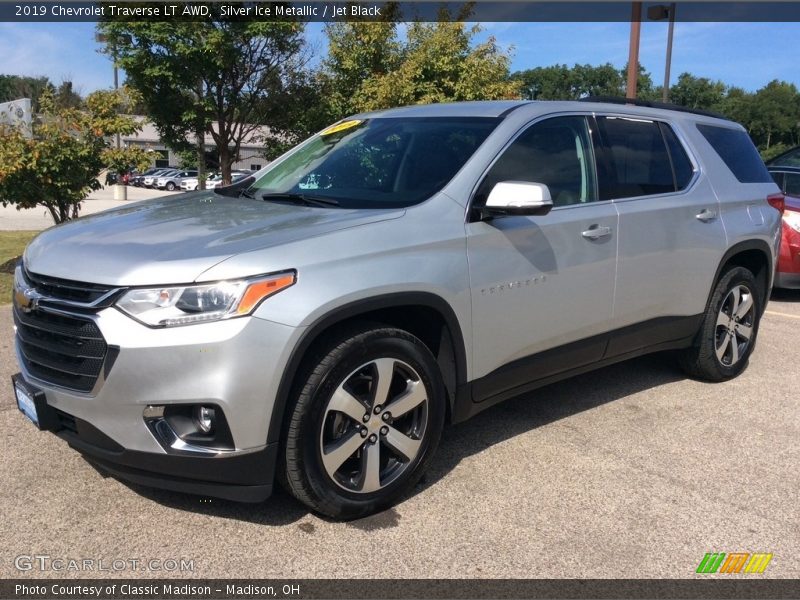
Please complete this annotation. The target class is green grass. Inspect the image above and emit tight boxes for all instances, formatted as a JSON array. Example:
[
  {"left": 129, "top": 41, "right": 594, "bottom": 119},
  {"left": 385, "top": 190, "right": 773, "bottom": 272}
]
[{"left": 0, "top": 231, "right": 38, "bottom": 304}]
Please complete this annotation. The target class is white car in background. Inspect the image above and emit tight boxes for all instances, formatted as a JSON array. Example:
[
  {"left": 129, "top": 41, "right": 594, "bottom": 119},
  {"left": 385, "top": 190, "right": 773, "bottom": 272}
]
[
  {"left": 142, "top": 168, "right": 175, "bottom": 188},
  {"left": 156, "top": 170, "right": 197, "bottom": 191},
  {"left": 180, "top": 176, "right": 205, "bottom": 192}
]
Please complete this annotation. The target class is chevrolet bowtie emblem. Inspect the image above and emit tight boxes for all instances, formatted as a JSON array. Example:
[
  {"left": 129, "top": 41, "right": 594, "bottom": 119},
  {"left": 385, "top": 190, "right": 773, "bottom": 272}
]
[{"left": 14, "top": 285, "right": 44, "bottom": 313}]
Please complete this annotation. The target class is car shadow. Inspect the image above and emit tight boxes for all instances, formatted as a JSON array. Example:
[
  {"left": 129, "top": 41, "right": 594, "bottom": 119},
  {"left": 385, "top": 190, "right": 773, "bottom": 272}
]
[
  {"left": 116, "top": 479, "right": 310, "bottom": 526},
  {"left": 415, "top": 352, "right": 685, "bottom": 496},
  {"left": 770, "top": 288, "right": 800, "bottom": 302},
  {"left": 115, "top": 353, "right": 685, "bottom": 526}
]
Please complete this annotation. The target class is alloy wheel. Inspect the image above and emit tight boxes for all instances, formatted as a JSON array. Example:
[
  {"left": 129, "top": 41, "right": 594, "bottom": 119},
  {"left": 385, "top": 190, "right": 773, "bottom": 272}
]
[
  {"left": 319, "top": 358, "right": 429, "bottom": 494},
  {"left": 714, "top": 284, "right": 755, "bottom": 366}
]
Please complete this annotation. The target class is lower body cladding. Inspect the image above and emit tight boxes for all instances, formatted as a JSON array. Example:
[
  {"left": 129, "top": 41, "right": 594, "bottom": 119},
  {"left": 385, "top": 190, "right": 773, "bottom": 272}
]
[{"left": 13, "top": 307, "right": 303, "bottom": 502}]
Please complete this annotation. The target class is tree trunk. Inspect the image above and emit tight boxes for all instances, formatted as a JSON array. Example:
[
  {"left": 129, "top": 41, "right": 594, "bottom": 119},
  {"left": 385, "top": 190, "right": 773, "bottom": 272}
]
[
  {"left": 219, "top": 145, "right": 232, "bottom": 185},
  {"left": 196, "top": 128, "right": 206, "bottom": 191},
  {"left": 44, "top": 202, "right": 60, "bottom": 225}
]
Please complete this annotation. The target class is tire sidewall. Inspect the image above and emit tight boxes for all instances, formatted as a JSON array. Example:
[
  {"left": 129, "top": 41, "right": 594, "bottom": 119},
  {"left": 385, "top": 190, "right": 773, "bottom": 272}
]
[
  {"left": 705, "top": 267, "right": 761, "bottom": 378},
  {"left": 296, "top": 331, "right": 445, "bottom": 516}
]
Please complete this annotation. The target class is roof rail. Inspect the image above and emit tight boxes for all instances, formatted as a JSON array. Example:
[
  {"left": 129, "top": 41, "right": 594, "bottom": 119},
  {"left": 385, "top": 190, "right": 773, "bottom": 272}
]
[{"left": 578, "top": 96, "right": 731, "bottom": 121}]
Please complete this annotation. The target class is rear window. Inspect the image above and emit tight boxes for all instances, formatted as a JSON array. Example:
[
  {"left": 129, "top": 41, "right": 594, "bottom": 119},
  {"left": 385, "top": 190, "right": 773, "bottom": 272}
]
[{"left": 696, "top": 124, "right": 772, "bottom": 183}]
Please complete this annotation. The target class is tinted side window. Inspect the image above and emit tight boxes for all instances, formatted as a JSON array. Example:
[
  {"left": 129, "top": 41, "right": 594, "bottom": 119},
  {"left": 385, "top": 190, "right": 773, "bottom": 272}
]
[
  {"left": 770, "top": 171, "right": 784, "bottom": 190},
  {"left": 475, "top": 116, "right": 597, "bottom": 207},
  {"left": 595, "top": 116, "right": 675, "bottom": 199},
  {"left": 696, "top": 124, "right": 772, "bottom": 183},
  {"left": 785, "top": 173, "right": 800, "bottom": 197},
  {"left": 659, "top": 123, "right": 695, "bottom": 190}
]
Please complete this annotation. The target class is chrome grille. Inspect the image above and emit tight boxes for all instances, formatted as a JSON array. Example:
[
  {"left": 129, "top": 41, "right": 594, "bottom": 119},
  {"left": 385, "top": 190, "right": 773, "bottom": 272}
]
[
  {"left": 13, "top": 269, "right": 117, "bottom": 393},
  {"left": 23, "top": 269, "right": 119, "bottom": 307},
  {"left": 14, "top": 306, "right": 108, "bottom": 392}
]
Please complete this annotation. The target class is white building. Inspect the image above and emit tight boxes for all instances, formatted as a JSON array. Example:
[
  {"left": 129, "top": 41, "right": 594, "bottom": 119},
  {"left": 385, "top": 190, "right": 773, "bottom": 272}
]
[{"left": 121, "top": 118, "right": 270, "bottom": 172}]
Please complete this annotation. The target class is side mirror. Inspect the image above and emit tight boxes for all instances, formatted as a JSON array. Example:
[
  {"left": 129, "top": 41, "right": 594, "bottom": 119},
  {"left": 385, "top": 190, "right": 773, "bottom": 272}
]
[{"left": 482, "top": 181, "right": 553, "bottom": 218}]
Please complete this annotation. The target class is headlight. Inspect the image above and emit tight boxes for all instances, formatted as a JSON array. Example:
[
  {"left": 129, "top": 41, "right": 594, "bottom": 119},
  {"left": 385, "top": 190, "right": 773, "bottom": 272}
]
[
  {"left": 115, "top": 271, "right": 296, "bottom": 327},
  {"left": 784, "top": 211, "right": 800, "bottom": 233}
]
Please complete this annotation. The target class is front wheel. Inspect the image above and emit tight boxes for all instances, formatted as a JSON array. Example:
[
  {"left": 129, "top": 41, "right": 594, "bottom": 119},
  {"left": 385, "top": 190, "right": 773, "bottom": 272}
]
[
  {"left": 166, "top": 182, "right": 176, "bottom": 191},
  {"left": 281, "top": 326, "right": 446, "bottom": 519},
  {"left": 680, "top": 266, "right": 762, "bottom": 381}
]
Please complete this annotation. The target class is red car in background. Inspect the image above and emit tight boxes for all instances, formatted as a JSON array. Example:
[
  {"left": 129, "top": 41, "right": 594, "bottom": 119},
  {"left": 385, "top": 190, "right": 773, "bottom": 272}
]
[{"left": 767, "top": 164, "right": 800, "bottom": 289}]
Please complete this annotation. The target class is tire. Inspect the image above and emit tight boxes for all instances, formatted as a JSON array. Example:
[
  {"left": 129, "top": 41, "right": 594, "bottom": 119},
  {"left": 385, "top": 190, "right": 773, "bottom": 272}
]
[
  {"left": 281, "top": 325, "right": 446, "bottom": 519},
  {"left": 166, "top": 182, "right": 176, "bottom": 191},
  {"left": 680, "top": 266, "right": 762, "bottom": 381}
]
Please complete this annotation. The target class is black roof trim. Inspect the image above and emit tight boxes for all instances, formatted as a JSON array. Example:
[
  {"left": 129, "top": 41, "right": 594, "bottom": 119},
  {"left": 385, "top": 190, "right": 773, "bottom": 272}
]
[
  {"left": 766, "top": 165, "right": 800, "bottom": 173},
  {"left": 497, "top": 102, "right": 532, "bottom": 118},
  {"left": 579, "top": 96, "right": 732, "bottom": 121}
]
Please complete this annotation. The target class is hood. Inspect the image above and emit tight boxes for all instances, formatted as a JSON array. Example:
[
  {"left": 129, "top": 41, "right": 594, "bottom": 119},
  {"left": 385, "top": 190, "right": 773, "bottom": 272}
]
[{"left": 24, "top": 192, "right": 404, "bottom": 286}]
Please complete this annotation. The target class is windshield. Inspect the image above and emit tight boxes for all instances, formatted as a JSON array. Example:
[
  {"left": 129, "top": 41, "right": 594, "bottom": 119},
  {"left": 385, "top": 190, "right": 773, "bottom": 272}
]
[{"left": 245, "top": 117, "right": 500, "bottom": 209}]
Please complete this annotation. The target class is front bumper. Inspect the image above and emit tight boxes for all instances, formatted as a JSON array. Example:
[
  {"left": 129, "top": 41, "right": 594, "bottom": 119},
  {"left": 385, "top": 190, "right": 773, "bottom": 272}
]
[
  {"left": 13, "top": 305, "right": 304, "bottom": 501},
  {"left": 13, "top": 375, "right": 277, "bottom": 501}
]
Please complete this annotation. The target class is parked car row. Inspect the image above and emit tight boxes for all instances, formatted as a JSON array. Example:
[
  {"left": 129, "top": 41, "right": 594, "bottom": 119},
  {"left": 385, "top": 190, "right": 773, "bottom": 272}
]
[
  {"left": 180, "top": 170, "right": 253, "bottom": 191},
  {"left": 116, "top": 167, "right": 256, "bottom": 191}
]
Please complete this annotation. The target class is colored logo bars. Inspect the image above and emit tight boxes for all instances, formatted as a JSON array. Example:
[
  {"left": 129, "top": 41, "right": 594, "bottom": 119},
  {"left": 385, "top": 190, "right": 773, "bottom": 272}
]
[{"left": 696, "top": 552, "right": 773, "bottom": 574}]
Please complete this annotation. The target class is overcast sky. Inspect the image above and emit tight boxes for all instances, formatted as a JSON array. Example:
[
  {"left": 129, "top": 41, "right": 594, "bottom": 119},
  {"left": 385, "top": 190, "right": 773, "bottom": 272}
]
[{"left": 0, "top": 21, "right": 797, "bottom": 97}]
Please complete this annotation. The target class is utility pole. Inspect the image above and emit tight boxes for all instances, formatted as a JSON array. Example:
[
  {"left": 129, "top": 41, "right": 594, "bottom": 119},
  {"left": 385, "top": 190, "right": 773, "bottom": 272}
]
[
  {"left": 96, "top": 32, "right": 131, "bottom": 200},
  {"left": 648, "top": 4, "right": 677, "bottom": 102},
  {"left": 95, "top": 33, "right": 122, "bottom": 149},
  {"left": 626, "top": 2, "right": 643, "bottom": 100},
  {"left": 663, "top": 3, "right": 676, "bottom": 102}
]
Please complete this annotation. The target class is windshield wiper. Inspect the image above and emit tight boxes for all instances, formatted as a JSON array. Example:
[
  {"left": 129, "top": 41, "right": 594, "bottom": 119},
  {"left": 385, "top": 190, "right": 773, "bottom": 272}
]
[
  {"left": 239, "top": 188, "right": 256, "bottom": 199},
  {"left": 259, "top": 192, "right": 340, "bottom": 207}
]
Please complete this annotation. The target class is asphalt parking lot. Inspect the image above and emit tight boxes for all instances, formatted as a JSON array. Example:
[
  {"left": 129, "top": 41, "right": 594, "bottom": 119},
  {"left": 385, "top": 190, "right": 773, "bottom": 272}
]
[{"left": 1, "top": 292, "right": 798, "bottom": 579}]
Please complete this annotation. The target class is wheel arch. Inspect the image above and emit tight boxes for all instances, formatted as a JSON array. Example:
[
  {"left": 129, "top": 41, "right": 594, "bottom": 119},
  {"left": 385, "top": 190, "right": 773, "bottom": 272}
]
[
  {"left": 710, "top": 240, "right": 774, "bottom": 314},
  {"left": 266, "top": 292, "right": 469, "bottom": 446}
]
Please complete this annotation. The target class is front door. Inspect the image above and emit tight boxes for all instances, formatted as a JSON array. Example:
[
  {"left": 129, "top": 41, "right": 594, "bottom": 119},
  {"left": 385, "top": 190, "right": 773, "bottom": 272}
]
[{"left": 466, "top": 115, "right": 618, "bottom": 401}]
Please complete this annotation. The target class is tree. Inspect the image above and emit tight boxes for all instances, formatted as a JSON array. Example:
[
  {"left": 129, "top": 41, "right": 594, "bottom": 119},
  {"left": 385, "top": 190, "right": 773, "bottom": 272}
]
[
  {"left": 669, "top": 73, "right": 726, "bottom": 110},
  {"left": 323, "top": 3, "right": 402, "bottom": 117},
  {"left": 0, "top": 88, "right": 149, "bottom": 224},
  {"left": 324, "top": 7, "right": 520, "bottom": 115},
  {"left": 511, "top": 64, "right": 574, "bottom": 100},
  {"left": 98, "top": 17, "right": 309, "bottom": 184},
  {"left": 749, "top": 80, "right": 800, "bottom": 150},
  {"left": 621, "top": 62, "right": 658, "bottom": 100},
  {"left": 0, "top": 75, "right": 83, "bottom": 111},
  {"left": 511, "top": 63, "right": 625, "bottom": 100},
  {"left": 0, "top": 75, "right": 55, "bottom": 112}
]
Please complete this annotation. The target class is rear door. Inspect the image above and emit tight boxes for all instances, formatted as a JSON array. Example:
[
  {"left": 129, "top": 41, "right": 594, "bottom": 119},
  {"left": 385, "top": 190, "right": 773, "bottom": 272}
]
[
  {"left": 593, "top": 115, "right": 727, "bottom": 353},
  {"left": 466, "top": 115, "right": 619, "bottom": 397}
]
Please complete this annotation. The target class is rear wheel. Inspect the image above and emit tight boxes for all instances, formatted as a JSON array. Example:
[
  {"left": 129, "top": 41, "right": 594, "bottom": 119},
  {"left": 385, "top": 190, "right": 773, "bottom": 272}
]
[
  {"left": 166, "top": 182, "right": 176, "bottom": 191},
  {"left": 680, "top": 266, "right": 761, "bottom": 381},
  {"left": 281, "top": 326, "right": 445, "bottom": 519}
]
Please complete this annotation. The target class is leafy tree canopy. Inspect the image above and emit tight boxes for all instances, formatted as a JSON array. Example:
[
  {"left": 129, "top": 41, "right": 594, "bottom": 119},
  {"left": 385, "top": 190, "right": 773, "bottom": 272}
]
[
  {"left": 0, "top": 87, "right": 149, "bottom": 224},
  {"left": 98, "top": 17, "right": 309, "bottom": 183},
  {"left": 323, "top": 6, "right": 520, "bottom": 116}
]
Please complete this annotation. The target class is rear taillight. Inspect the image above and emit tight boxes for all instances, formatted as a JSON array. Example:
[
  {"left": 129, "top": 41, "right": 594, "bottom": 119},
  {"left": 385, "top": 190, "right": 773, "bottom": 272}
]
[{"left": 767, "top": 193, "right": 785, "bottom": 214}]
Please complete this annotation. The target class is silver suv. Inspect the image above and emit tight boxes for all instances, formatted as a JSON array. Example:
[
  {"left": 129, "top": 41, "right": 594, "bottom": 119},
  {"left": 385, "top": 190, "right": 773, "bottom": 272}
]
[{"left": 12, "top": 100, "right": 783, "bottom": 519}]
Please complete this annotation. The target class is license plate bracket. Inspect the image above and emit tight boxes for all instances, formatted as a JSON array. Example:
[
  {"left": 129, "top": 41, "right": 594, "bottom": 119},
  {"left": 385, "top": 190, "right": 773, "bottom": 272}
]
[{"left": 12, "top": 374, "right": 59, "bottom": 431}]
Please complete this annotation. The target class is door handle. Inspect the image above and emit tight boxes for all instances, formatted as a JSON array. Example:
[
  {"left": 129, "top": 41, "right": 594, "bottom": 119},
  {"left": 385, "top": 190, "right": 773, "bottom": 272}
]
[
  {"left": 696, "top": 208, "right": 717, "bottom": 222},
  {"left": 581, "top": 225, "right": 612, "bottom": 240}
]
